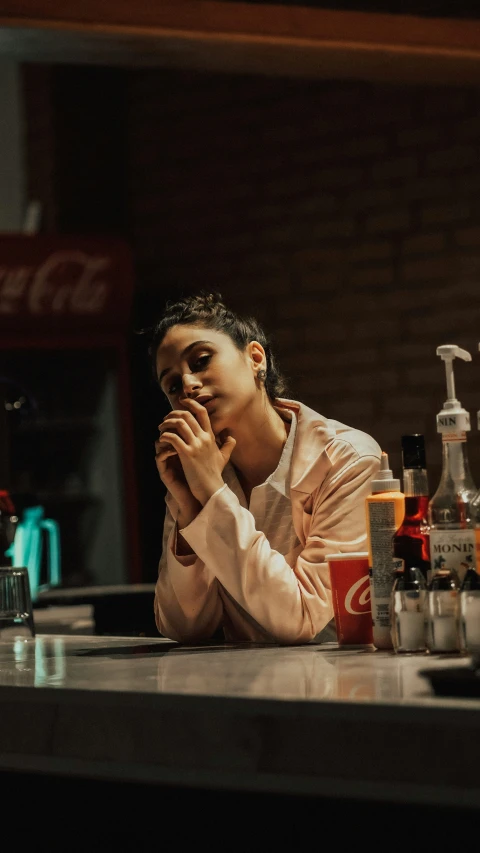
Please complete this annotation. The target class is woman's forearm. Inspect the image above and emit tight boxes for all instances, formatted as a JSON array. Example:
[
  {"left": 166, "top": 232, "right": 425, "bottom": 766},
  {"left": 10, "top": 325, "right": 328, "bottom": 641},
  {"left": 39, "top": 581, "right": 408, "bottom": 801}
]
[{"left": 176, "top": 501, "right": 202, "bottom": 555}]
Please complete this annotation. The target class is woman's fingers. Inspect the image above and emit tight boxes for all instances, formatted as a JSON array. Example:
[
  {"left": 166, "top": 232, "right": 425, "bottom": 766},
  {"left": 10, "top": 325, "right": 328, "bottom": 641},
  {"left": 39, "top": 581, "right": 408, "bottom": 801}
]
[
  {"left": 158, "top": 430, "right": 184, "bottom": 451},
  {"left": 155, "top": 446, "right": 177, "bottom": 462},
  {"left": 155, "top": 400, "right": 216, "bottom": 476},
  {"left": 158, "top": 417, "right": 198, "bottom": 445},
  {"left": 181, "top": 398, "right": 213, "bottom": 431},
  {"left": 161, "top": 401, "right": 213, "bottom": 434},
  {"left": 155, "top": 434, "right": 175, "bottom": 452},
  {"left": 160, "top": 409, "right": 203, "bottom": 437}
]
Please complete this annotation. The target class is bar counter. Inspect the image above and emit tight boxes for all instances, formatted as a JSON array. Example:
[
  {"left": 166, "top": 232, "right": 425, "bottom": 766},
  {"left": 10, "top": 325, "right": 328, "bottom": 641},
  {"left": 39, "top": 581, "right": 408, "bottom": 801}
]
[{"left": 1, "top": 634, "right": 479, "bottom": 814}]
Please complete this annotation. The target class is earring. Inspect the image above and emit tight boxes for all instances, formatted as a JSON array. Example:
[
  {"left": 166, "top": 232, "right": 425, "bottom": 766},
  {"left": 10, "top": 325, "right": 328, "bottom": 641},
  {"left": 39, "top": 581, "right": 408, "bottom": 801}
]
[{"left": 257, "top": 369, "right": 266, "bottom": 382}]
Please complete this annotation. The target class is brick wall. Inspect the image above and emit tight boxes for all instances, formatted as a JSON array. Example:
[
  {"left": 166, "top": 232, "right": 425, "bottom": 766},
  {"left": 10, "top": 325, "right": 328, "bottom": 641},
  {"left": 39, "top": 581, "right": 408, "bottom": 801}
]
[
  {"left": 127, "top": 69, "right": 480, "bottom": 493},
  {"left": 21, "top": 65, "right": 480, "bottom": 577}
]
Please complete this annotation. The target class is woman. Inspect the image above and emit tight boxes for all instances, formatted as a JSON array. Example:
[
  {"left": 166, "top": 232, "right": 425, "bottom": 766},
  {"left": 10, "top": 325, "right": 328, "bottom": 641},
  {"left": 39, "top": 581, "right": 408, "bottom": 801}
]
[{"left": 150, "top": 292, "right": 381, "bottom": 645}]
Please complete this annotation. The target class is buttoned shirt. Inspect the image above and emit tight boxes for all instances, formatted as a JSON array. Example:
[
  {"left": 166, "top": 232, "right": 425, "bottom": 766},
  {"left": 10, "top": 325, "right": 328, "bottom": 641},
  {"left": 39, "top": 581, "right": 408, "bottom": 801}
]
[{"left": 155, "top": 398, "right": 382, "bottom": 645}]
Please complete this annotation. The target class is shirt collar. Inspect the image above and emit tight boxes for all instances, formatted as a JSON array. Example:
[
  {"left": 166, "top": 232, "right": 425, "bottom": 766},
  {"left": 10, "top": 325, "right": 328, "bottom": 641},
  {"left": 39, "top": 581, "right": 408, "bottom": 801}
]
[
  {"left": 264, "top": 408, "right": 297, "bottom": 497},
  {"left": 222, "top": 409, "right": 297, "bottom": 499}
]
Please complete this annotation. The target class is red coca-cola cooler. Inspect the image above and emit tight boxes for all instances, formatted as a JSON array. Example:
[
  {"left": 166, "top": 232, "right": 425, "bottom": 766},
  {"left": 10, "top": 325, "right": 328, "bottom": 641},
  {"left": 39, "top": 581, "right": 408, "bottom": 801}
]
[{"left": 0, "top": 233, "right": 141, "bottom": 589}]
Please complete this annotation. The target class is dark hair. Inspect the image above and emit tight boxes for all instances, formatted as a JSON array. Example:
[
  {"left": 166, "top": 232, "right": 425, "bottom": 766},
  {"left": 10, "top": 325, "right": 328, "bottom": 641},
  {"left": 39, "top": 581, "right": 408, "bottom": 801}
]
[{"left": 148, "top": 291, "right": 288, "bottom": 403}]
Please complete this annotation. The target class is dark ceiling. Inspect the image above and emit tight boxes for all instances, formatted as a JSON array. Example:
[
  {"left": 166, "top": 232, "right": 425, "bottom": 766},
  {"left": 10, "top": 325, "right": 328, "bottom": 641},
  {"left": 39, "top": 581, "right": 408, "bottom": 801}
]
[{"left": 216, "top": 0, "right": 480, "bottom": 17}]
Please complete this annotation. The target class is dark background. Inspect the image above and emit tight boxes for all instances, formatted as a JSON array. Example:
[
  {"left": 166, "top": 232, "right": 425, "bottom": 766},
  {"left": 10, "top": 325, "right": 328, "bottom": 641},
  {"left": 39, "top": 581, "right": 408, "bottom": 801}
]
[
  {"left": 214, "top": 1, "right": 480, "bottom": 14},
  {"left": 16, "top": 2, "right": 480, "bottom": 581}
]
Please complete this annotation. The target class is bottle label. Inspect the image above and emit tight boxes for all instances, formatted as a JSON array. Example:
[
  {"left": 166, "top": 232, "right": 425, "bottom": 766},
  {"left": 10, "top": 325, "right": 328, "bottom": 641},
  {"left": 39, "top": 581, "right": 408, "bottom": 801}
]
[
  {"left": 437, "top": 411, "right": 470, "bottom": 437},
  {"left": 368, "top": 501, "right": 398, "bottom": 595},
  {"left": 429, "top": 529, "right": 477, "bottom": 583},
  {"left": 367, "top": 499, "right": 404, "bottom": 650},
  {"left": 476, "top": 527, "right": 480, "bottom": 566}
]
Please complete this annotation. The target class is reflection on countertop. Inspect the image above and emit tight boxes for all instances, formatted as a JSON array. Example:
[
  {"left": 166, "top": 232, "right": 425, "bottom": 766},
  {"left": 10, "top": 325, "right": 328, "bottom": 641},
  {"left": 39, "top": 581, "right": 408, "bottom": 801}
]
[{"left": 0, "top": 634, "right": 474, "bottom": 705}]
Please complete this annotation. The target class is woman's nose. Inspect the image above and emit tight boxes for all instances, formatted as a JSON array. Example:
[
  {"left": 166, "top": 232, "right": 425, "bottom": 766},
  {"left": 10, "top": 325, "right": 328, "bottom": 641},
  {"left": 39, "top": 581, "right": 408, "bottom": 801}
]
[{"left": 180, "top": 372, "right": 201, "bottom": 397}]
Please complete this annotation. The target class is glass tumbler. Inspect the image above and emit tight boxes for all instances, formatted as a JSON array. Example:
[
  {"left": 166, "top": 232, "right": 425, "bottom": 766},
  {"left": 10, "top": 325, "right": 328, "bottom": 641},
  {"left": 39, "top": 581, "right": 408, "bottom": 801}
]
[
  {"left": 426, "top": 568, "right": 460, "bottom": 654},
  {"left": 460, "top": 589, "right": 480, "bottom": 655},
  {"left": 390, "top": 566, "right": 427, "bottom": 654},
  {"left": 0, "top": 565, "right": 35, "bottom": 641}
]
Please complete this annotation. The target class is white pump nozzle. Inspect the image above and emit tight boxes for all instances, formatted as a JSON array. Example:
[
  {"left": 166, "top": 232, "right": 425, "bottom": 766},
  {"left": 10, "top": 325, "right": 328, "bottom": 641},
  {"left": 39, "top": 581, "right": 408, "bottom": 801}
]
[
  {"left": 436, "top": 344, "right": 471, "bottom": 436},
  {"left": 436, "top": 344, "right": 471, "bottom": 403}
]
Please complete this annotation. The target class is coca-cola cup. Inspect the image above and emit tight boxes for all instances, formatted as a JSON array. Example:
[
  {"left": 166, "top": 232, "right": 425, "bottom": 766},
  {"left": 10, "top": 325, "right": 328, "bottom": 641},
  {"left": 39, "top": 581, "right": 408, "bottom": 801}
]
[{"left": 326, "top": 551, "right": 373, "bottom": 646}]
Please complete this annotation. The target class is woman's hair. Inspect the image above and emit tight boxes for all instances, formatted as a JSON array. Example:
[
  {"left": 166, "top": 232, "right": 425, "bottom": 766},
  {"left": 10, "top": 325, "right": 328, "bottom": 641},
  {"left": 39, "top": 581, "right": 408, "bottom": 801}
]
[{"left": 148, "top": 291, "right": 288, "bottom": 403}]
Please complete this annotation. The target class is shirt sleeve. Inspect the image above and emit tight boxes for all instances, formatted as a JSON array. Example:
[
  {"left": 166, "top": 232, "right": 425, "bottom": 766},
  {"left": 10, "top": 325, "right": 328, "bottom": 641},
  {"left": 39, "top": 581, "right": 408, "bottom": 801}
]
[
  {"left": 178, "top": 444, "right": 381, "bottom": 645},
  {"left": 153, "top": 501, "right": 224, "bottom": 642}
]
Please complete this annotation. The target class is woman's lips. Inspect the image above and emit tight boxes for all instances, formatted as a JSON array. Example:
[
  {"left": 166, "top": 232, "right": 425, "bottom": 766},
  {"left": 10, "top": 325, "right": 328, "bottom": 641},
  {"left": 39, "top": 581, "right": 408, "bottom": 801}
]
[{"left": 196, "top": 396, "right": 216, "bottom": 412}]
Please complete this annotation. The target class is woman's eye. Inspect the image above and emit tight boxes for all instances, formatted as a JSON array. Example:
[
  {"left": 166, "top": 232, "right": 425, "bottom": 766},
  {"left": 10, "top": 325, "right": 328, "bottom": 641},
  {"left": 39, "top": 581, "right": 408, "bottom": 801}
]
[
  {"left": 165, "top": 354, "right": 211, "bottom": 395},
  {"left": 191, "top": 354, "right": 211, "bottom": 371}
]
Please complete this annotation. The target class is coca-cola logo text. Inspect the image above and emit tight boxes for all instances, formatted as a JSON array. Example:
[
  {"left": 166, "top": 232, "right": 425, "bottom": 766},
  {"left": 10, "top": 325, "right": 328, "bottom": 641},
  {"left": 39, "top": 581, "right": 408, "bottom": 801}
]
[
  {"left": 345, "top": 574, "right": 371, "bottom": 615},
  {"left": 0, "top": 250, "right": 112, "bottom": 315}
]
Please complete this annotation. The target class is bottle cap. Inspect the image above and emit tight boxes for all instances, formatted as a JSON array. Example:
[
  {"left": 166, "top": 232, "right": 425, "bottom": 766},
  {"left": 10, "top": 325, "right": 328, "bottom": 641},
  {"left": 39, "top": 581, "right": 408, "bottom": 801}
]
[
  {"left": 401, "top": 434, "right": 426, "bottom": 469},
  {"left": 370, "top": 451, "right": 401, "bottom": 492}
]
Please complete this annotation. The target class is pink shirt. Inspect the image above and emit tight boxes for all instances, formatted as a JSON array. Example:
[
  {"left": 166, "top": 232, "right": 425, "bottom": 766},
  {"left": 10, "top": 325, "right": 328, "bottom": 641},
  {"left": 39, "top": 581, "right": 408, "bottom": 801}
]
[{"left": 154, "top": 398, "right": 382, "bottom": 645}]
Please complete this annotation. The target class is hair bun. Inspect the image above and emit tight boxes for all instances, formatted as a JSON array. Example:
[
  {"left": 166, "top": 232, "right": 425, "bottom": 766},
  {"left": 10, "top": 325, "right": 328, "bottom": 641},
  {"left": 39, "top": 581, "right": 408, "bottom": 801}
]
[
  {"left": 163, "top": 290, "right": 226, "bottom": 317},
  {"left": 194, "top": 291, "right": 225, "bottom": 311}
]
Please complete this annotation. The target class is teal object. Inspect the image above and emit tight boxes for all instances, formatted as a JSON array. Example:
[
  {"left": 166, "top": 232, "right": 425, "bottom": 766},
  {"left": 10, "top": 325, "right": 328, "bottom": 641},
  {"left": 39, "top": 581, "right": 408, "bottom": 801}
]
[{"left": 5, "top": 506, "right": 61, "bottom": 602}]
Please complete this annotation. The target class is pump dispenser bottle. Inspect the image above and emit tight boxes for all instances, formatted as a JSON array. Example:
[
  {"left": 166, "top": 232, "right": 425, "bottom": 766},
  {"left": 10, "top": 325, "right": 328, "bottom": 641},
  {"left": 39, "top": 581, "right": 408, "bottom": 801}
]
[
  {"left": 426, "top": 345, "right": 478, "bottom": 654},
  {"left": 428, "top": 345, "right": 478, "bottom": 583},
  {"left": 365, "top": 452, "right": 405, "bottom": 650},
  {"left": 460, "top": 340, "right": 480, "bottom": 655}
]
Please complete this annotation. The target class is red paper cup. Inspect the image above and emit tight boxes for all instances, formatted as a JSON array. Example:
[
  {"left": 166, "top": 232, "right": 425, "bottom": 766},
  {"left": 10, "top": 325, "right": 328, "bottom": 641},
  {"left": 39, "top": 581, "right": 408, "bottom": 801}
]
[{"left": 326, "top": 552, "right": 373, "bottom": 646}]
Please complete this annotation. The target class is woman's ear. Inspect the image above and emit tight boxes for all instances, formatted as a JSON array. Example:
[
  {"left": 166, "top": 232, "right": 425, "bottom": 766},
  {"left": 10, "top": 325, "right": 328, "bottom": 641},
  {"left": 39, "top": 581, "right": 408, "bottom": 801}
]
[{"left": 248, "top": 340, "right": 266, "bottom": 370}]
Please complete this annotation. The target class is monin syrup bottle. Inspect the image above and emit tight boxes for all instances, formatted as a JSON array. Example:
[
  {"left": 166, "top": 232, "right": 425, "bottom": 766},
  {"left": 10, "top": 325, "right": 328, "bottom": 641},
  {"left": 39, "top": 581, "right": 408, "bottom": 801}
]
[{"left": 427, "top": 345, "right": 478, "bottom": 653}]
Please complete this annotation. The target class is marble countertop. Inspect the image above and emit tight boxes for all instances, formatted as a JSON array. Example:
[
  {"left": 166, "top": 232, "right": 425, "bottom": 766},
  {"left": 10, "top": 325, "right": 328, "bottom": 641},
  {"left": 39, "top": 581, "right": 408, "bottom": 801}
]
[{"left": 0, "top": 634, "right": 479, "bottom": 807}]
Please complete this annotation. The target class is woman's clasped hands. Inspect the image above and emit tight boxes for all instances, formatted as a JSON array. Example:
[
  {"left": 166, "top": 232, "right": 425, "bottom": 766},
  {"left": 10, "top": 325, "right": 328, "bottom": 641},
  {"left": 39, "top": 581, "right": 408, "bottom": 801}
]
[{"left": 155, "top": 398, "right": 236, "bottom": 510}]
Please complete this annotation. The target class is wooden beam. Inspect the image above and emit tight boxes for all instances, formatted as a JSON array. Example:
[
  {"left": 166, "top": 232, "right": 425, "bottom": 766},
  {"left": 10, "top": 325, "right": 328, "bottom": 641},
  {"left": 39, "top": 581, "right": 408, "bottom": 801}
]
[{"left": 1, "top": 2, "right": 480, "bottom": 84}]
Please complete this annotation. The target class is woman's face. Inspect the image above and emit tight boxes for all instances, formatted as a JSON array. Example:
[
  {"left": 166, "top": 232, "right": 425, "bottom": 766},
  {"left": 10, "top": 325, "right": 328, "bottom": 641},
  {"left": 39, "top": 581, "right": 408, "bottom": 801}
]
[{"left": 155, "top": 324, "right": 265, "bottom": 434}]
